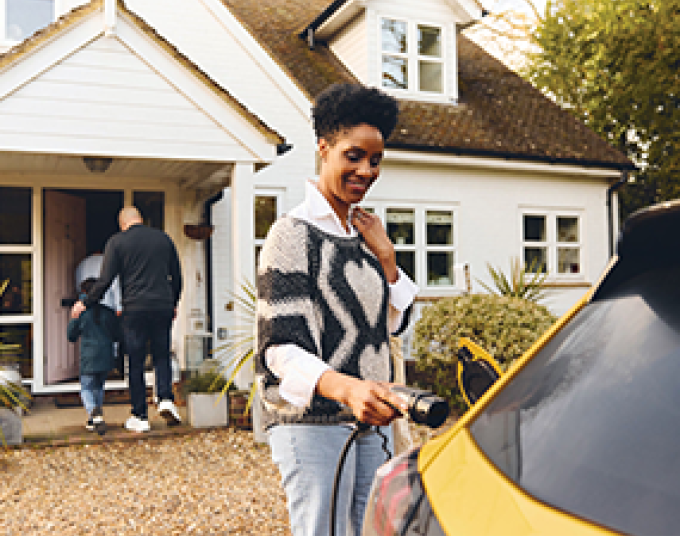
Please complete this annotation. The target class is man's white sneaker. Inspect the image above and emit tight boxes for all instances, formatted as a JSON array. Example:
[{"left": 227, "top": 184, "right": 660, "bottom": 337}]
[
  {"left": 124, "top": 415, "right": 150, "bottom": 433},
  {"left": 158, "top": 399, "right": 182, "bottom": 426}
]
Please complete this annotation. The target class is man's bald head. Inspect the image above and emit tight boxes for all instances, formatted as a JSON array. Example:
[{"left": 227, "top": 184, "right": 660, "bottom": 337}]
[{"left": 118, "top": 207, "right": 143, "bottom": 231}]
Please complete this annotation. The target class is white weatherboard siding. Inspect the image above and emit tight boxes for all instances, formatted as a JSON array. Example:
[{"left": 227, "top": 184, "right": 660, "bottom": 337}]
[
  {"left": 330, "top": 12, "right": 368, "bottom": 81},
  {"left": 123, "top": 0, "right": 318, "bottom": 381},
  {"left": 0, "top": 35, "right": 258, "bottom": 161},
  {"left": 368, "top": 162, "right": 611, "bottom": 316}
]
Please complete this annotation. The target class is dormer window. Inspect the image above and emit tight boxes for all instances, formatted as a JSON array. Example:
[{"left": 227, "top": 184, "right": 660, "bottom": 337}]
[
  {"left": 381, "top": 17, "right": 444, "bottom": 95},
  {"left": 2, "top": 0, "right": 54, "bottom": 43}
]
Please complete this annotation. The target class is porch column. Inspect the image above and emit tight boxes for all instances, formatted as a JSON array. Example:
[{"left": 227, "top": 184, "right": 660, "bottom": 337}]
[{"left": 230, "top": 163, "right": 255, "bottom": 389}]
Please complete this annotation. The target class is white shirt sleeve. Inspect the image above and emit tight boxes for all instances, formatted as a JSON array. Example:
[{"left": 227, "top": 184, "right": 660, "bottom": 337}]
[
  {"left": 388, "top": 267, "right": 420, "bottom": 334},
  {"left": 265, "top": 344, "right": 330, "bottom": 407}
]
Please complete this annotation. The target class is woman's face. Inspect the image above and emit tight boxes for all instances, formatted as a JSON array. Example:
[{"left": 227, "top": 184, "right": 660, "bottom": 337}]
[{"left": 317, "top": 123, "right": 384, "bottom": 221}]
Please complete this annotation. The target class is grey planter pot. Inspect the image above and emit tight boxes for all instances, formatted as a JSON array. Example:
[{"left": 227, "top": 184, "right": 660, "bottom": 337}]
[
  {"left": 0, "top": 407, "right": 22, "bottom": 445},
  {"left": 187, "top": 393, "right": 229, "bottom": 428}
]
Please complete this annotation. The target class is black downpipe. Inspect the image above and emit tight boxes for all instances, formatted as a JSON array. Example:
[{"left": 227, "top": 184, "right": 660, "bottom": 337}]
[
  {"left": 607, "top": 171, "right": 629, "bottom": 257},
  {"left": 204, "top": 191, "right": 224, "bottom": 354}
]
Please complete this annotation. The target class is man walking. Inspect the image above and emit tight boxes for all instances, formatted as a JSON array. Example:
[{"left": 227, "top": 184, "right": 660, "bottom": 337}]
[{"left": 72, "top": 207, "right": 183, "bottom": 432}]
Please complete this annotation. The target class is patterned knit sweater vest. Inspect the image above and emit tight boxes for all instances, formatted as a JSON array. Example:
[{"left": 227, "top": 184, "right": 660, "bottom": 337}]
[{"left": 256, "top": 216, "right": 392, "bottom": 429}]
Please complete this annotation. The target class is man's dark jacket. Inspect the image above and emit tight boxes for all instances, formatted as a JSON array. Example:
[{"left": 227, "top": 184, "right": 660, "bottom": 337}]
[{"left": 84, "top": 224, "right": 182, "bottom": 313}]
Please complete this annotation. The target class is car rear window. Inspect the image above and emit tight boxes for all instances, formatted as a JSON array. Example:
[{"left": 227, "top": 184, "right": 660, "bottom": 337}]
[{"left": 469, "top": 265, "right": 680, "bottom": 536}]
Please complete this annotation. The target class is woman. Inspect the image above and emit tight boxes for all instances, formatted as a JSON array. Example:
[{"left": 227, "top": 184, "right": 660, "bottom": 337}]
[{"left": 256, "top": 83, "right": 419, "bottom": 536}]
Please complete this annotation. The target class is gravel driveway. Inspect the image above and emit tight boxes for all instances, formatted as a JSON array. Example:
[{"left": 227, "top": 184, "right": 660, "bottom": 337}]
[{"left": 0, "top": 429, "right": 292, "bottom": 536}]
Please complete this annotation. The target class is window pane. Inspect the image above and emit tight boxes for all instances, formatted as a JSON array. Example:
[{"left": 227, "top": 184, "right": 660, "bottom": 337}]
[
  {"left": 524, "top": 215, "right": 546, "bottom": 242},
  {"left": 0, "top": 187, "right": 31, "bottom": 245},
  {"left": 524, "top": 247, "right": 547, "bottom": 273},
  {"left": 255, "top": 245, "right": 262, "bottom": 271},
  {"left": 396, "top": 251, "right": 415, "bottom": 281},
  {"left": 381, "top": 19, "right": 407, "bottom": 53},
  {"left": 418, "top": 26, "right": 441, "bottom": 57},
  {"left": 254, "top": 196, "right": 278, "bottom": 240},
  {"left": 419, "top": 61, "right": 442, "bottom": 93},
  {"left": 558, "top": 216, "right": 579, "bottom": 243},
  {"left": 558, "top": 247, "right": 580, "bottom": 274},
  {"left": 0, "top": 324, "right": 32, "bottom": 378},
  {"left": 427, "top": 210, "right": 452, "bottom": 245},
  {"left": 0, "top": 255, "right": 31, "bottom": 315},
  {"left": 427, "top": 251, "right": 454, "bottom": 286},
  {"left": 6, "top": 0, "right": 53, "bottom": 41},
  {"left": 387, "top": 209, "right": 414, "bottom": 245},
  {"left": 382, "top": 56, "right": 408, "bottom": 90},
  {"left": 133, "top": 191, "right": 164, "bottom": 230}
]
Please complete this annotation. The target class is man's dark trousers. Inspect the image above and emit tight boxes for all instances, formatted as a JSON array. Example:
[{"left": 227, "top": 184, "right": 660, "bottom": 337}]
[{"left": 123, "top": 310, "right": 174, "bottom": 419}]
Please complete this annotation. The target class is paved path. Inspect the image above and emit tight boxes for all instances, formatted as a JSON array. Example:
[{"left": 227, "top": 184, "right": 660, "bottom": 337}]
[{"left": 21, "top": 401, "right": 193, "bottom": 445}]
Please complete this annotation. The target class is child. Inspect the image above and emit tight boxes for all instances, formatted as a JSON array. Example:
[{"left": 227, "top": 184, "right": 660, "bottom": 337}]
[{"left": 67, "top": 278, "right": 119, "bottom": 435}]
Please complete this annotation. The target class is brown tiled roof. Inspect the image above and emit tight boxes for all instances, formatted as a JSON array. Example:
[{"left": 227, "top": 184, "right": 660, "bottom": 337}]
[
  {"left": 0, "top": 0, "right": 283, "bottom": 147},
  {"left": 222, "top": 0, "right": 633, "bottom": 170}
]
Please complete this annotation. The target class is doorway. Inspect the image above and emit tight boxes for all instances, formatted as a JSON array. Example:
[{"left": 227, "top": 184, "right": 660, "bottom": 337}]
[{"left": 43, "top": 189, "right": 123, "bottom": 385}]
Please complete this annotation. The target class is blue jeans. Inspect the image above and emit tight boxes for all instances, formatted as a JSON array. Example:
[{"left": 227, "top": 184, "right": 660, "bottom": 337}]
[
  {"left": 269, "top": 424, "right": 393, "bottom": 536},
  {"left": 122, "top": 310, "right": 174, "bottom": 419},
  {"left": 80, "top": 372, "right": 107, "bottom": 414}
]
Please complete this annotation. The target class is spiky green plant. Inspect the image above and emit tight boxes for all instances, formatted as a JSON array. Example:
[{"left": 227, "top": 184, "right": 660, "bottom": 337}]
[
  {"left": 211, "top": 279, "right": 257, "bottom": 414},
  {"left": 477, "top": 257, "right": 548, "bottom": 302}
]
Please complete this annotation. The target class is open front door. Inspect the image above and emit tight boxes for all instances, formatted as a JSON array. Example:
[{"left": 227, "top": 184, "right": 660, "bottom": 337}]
[{"left": 44, "top": 190, "right": 86, "bottom": 384}]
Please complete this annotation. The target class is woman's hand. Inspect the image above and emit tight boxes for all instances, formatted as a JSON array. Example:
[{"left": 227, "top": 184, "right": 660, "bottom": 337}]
[
  {"left": 316, "top": 370, "right": 408, "bottom": 426},
  {"left": 351, "top": 207, "right": 398, "bottom": 283}
]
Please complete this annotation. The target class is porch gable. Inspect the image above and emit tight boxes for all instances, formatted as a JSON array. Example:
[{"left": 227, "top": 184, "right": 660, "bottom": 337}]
[{"left": 0, "top": 1, "right": 282, "bottom": 164}]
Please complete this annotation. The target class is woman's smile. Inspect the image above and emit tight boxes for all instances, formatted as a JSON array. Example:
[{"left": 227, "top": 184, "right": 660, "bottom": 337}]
[{"left": 318, "top": 123, "right": 385, "bottom": 223}]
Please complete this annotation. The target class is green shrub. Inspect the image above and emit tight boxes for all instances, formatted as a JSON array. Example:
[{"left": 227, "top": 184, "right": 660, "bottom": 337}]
[
  {"left": 182, "top": 371, "right": 233, "bottom": 395},
  {"left": 413, "top": 294, "right": 556, "bottom": 412}
]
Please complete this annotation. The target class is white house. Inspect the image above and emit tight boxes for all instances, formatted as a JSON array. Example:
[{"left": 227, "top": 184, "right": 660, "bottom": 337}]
[{"left": 0, "top": 0, "right": 633, "bottom": 395}]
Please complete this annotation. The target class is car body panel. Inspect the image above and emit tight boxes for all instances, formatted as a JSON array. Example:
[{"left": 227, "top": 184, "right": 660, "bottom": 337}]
[
  {"left": 420, "top": 429, "right": 618, "bottom": 536},
  {"left": 418, "top": 288, "right": 595, "bottom": 473},
  {"left": 379, "top": 201, "right": 680, "bottom": 536},
  {"left": 415, "top": 280, "right": 603, "bottom": 536}
]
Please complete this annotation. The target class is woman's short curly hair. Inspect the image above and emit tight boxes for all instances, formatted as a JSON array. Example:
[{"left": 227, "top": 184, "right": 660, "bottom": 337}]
[{"left": 312, "top": 83, "right": 399, "bottom": 144}]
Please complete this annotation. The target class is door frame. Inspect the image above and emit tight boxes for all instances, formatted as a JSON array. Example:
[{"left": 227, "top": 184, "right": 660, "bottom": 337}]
[{"left": 0, "top": 175, "right": 181, "bottom": 394}]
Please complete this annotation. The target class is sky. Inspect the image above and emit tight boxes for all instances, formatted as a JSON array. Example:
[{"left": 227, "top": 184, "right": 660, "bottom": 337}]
[
  {"left": 466, "top": 0, "right": 548, "bottom": 70},
  {"left": 482, "top": 0, "right": 547, "bottom": 16}
]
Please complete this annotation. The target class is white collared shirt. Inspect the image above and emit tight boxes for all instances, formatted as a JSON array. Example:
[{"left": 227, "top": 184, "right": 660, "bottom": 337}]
[{"left": 264, "top": 180, "right": 419, "bottom": 407}]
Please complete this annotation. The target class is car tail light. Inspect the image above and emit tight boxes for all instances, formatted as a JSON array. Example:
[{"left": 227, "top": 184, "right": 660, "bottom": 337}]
[{"left": 362, "top": 448, "right": 446, "bottom": 536}]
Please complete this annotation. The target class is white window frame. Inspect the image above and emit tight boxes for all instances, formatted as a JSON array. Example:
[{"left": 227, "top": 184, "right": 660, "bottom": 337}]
[
  {"left": 0, "top": 0, "right": 57, "bottom": 46},
  {"left": 364, "top": 203, "right": 458, "bottom": 290},
  {"left": 520, "top": 209, "right": 585, "bottom": 280},
  {"left": 378, "top": 15, "right": 447, "bottom": 100},
  {"left": 253, "top": 189, "right": 283, "bottom": 269}
]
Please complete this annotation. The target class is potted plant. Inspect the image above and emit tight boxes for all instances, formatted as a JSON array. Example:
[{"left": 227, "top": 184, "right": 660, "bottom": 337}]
[
  {"left": 182, "top": 369, "right": 232, "bottom": 428},
  {"left": 0, "top": 365, "right": 29, "bottom": 445}
]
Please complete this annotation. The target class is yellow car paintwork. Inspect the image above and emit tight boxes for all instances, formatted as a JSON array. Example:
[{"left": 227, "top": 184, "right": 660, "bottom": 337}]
[
  {"left": 417, "top": 281, "right": 614, "bottom": 536},
  {"left": 419, "top": 429, "right": 618, "bottom": 536}
]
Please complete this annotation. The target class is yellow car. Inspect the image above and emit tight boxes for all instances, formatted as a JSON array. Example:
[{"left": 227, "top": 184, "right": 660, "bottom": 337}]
[{"left": 363, "top": 200, "right": 680, "bottom": 536}]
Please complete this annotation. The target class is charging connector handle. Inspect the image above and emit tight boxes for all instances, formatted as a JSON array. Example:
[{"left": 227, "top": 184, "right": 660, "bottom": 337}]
[{"left": 390, "top": 386, "right": 449, "bottom": 429}]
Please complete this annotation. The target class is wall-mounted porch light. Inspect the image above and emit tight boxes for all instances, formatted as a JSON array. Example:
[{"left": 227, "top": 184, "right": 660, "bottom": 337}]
[{"left": 83, "top": 156, "right": 113, "bottom": 173}]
